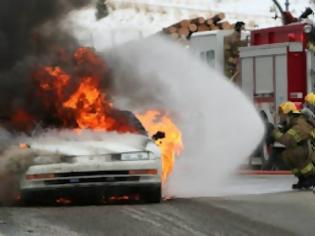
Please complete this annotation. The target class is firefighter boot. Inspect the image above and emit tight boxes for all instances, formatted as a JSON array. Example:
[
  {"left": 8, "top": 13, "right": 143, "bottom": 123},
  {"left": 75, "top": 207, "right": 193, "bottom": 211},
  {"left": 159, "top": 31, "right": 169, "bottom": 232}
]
[
  {"left": 292, "top": 176, "right": 306, "bottom": 190},
  {"left": 300, "top": 175, "right": 315, "bottom": 189}
]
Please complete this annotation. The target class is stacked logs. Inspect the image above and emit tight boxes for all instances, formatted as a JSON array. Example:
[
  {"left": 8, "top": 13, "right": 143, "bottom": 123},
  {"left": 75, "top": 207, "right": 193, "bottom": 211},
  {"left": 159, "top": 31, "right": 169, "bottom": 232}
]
[{"left": 162, "top": 13, "right": 234, "bottom": 40}]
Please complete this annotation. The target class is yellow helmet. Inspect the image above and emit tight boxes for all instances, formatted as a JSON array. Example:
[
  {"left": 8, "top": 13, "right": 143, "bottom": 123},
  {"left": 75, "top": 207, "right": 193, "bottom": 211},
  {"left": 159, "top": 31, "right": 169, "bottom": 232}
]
[
  {"left": 305, "top": 92, "right": 315, "bottom": 105},
  {"left": 279, "top": 101, "right": 301, "bottom": 114}
]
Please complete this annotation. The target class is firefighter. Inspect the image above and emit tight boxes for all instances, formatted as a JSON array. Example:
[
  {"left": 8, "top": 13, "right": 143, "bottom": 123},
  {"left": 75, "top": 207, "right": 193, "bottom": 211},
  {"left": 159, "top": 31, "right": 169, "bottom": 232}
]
[
  {"left": 224, "top": 21, "right": 248, "bottom": 83},
  {"left": 304, "top": 92, "right": 315, "bottom": 119},
  {"left": 302, "top": 93, "right": 315, "bottom": 132},
  {"left": 272, "top": 101, "right": 315, "bottom": 189},
  {"left": 303, "top": 92, "right": 315, "bottom": 164}
]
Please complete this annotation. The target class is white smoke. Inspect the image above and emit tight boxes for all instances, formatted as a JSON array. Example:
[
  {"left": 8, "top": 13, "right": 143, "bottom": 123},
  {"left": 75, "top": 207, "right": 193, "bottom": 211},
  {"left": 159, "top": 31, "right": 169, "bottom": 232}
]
[
  {"left": 104, "top": 36, "right": 264, "bottom": 197},
  {"left": 23, "top": 130, "right": 151, "bottom": 156}
]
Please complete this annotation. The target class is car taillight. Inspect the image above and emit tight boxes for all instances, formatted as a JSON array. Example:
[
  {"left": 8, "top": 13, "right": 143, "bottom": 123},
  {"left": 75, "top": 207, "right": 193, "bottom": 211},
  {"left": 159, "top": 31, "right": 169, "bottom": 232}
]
[
  {"left": 26, "top": 173, "right": 55, "bottom": 180},
  {"left": 129, "top": 169, "right": 158, "bottom": 175}
]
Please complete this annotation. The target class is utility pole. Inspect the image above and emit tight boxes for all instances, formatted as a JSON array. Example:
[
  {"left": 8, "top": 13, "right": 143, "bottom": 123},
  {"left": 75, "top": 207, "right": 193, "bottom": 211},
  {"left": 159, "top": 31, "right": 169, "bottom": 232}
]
[{"left": 285, "top": 0, "right": 290, "bottom": 11}]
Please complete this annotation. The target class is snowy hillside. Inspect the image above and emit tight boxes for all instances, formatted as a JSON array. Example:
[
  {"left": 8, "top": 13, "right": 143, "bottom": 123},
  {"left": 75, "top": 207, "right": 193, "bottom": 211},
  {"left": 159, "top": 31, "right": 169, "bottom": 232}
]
[{"left": 65, "top": 0, "right": 313, "bottom": 50}]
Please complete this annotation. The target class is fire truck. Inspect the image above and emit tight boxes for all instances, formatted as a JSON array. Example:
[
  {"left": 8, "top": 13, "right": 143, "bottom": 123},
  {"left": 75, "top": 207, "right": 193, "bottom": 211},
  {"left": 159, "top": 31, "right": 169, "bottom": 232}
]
[{"left": 189, "top": 3, "right": 315, "bottom": 169}]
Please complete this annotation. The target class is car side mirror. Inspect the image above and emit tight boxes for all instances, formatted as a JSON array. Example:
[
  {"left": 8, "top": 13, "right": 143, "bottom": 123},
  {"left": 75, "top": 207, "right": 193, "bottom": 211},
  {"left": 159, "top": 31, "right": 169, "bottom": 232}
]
[{"left": 152, "top": 131, "right": 165, "bottom": 141}]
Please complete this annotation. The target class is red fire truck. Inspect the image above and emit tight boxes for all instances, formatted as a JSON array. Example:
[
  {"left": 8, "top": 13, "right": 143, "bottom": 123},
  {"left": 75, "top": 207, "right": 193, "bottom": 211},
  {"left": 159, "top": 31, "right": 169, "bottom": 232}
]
[
  {"left": 189, "top": 3, "right": 315, "bottom": 169},
  {"left": 240, "top": 20, "right": 315, "bottom": 124},
  {"left": 238, "top": 5, "right": 315, "bottom": 168}
]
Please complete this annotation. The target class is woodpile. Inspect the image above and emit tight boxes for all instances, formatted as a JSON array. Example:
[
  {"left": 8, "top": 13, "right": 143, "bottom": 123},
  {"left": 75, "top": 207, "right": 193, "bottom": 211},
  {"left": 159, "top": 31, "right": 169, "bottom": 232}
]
[{"left": 162, "top": 13, "right": 234, "bottom": 41}]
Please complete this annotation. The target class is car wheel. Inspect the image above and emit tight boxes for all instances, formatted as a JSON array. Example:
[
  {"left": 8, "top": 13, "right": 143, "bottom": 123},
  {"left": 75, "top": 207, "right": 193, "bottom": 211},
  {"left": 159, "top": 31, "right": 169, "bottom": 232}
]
[
  {"left": 144, "top": 186, "right": 161, "bottom": 203},
  {"left": 20, "top": 192, "right": 36, "bottom": 206},
  {"left": 20, "top": 192, "right": 50, "bottom": 206}
]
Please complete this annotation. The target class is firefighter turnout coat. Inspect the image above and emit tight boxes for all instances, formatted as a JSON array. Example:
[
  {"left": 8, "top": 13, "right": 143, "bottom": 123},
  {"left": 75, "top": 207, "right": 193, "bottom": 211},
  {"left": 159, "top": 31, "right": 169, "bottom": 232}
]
[{"left": 273, "top": 115, "right": 315, "bottom": 177}]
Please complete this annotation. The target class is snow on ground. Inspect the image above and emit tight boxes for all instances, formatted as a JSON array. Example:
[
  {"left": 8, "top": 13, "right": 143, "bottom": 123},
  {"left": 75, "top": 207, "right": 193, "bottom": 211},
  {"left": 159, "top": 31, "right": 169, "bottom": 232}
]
[{"left": 65, "top": 0, "right": 313, "bottom": 50}]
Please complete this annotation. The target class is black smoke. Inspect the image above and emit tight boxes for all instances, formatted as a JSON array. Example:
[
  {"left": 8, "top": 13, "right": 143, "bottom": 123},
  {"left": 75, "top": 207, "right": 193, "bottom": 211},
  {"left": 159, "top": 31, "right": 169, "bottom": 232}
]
[
  {"left": 0, "top": 0, "right": 92, "bottom": 119},
  {"left": 0, "top": 0, "right": 91, "bottom": 70}
]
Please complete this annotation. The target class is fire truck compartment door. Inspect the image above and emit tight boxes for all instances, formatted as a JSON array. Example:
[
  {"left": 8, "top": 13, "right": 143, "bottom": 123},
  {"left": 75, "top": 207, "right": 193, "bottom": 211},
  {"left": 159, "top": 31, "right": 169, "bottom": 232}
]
[
  {"left": 240, "top": 43, "right": 297, "bottom": 100},
  {"left": 255, "top": 56, "right": 273, "bottom": 94}
]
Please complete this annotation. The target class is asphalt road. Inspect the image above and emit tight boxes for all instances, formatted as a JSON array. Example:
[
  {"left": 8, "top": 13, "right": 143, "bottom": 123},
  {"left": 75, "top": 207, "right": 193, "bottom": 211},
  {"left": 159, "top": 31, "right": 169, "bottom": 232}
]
[{"left": 0, "top": 176, "right": 314, "bottom": 236}]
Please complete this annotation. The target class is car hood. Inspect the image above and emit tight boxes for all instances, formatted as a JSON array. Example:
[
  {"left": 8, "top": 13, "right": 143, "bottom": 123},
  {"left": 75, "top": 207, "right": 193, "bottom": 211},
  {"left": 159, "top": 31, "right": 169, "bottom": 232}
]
[{"left": 29, "top": 133, "right": 153, "bottom": 156}]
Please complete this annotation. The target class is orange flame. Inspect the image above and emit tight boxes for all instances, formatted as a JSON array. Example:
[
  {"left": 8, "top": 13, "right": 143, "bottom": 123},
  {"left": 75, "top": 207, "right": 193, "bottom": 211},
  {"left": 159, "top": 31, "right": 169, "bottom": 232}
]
[
  {"left": 62, "top": 76, "right": 115, "bottom": 130},
  {"left": 56, "top": 197, "right": 72, "bottom": 205},
  {"left": 109, "top": 195, "right": 130, "bottom": 201},
  {"left": 32, "top": 48, "right": 137, "bottom": 133},
  {"left": 32, "top": 66, "right": 71, "bottom": 119},
  {"left": 19, "top": 143, "right": 30, "bottom": 149},
  {"left": 39, "top": 66, "right": 70, "bottom": 97},
  {"left": 11, "top": 109, "right": 34, "bottom": 131},
  {"left": 136, "top": 110, "right": 183, "bottom": 182}
]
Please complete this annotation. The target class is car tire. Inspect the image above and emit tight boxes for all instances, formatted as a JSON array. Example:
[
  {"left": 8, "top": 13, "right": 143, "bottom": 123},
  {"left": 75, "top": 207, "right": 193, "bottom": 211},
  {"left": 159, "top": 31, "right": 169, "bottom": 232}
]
[
  {"left": 20, "top": 191, "right": 50, "bottom": 206},
  {"left": 20, "top": 192, "right": 36, "bottom": 206},
  {"left": 144, "top": 186, "right": 161, "bottom": 203}
]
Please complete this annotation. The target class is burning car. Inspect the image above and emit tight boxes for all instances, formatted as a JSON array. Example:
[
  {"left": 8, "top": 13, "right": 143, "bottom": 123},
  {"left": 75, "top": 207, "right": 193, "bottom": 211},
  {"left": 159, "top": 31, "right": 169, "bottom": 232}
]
[
  {"left": 1, "top": 47, "right": 182, "bottom": 205},
  {"left": 19, "top": 131, "right": 162, "bottom": 204}
]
